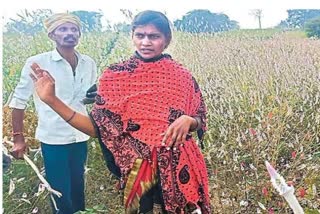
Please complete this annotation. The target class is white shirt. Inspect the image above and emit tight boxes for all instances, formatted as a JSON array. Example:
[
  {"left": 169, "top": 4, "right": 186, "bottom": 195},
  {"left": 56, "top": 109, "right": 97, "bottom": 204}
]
[{"left": 9, "top": 49, "right": 97, "bottom": 145}]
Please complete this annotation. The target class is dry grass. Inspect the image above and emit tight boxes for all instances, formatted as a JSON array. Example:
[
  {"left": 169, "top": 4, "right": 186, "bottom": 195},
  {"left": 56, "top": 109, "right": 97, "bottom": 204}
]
[{"left": 3, "top": 30, "right": 320, "bottom": 213}]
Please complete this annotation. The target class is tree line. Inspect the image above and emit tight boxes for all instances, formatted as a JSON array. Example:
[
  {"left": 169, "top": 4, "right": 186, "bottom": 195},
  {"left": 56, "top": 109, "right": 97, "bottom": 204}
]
[
  {"left": 277, "top": 9, "right": 320, "bottom": 38},
  {"left": 4, "top": 9, "right": 320, "bottom": 38}
]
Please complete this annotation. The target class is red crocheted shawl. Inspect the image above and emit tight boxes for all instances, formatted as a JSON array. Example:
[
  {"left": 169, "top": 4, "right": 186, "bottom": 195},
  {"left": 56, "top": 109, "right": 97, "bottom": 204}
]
[{"left": 91, "top": 54, "right": 211, "bottom": 213}]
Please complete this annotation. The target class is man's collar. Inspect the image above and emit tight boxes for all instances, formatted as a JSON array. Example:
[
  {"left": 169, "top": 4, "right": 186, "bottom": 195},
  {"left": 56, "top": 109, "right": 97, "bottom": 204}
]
[
  {"left": 51, "top": 49, "right": 63, "bottom": 61},
  {"left": 51, "top": 49, "right": 85, "bottom": 62}
]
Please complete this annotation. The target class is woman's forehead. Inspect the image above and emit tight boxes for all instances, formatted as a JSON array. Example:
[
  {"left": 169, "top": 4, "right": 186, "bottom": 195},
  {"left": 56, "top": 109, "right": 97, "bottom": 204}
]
[{"left": 134, "top": 24, "right": 162, "bottom": 34}]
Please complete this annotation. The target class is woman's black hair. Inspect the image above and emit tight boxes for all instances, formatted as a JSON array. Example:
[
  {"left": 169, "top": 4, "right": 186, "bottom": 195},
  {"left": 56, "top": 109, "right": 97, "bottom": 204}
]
[{"left": 131, "top": 10, "right": 172, "bottom": 46}]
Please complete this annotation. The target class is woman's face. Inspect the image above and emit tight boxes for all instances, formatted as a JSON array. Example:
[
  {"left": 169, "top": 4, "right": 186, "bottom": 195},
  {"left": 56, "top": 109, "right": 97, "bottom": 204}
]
[{"left": 132, "top": 24, "right": 168, "bottom": 59}]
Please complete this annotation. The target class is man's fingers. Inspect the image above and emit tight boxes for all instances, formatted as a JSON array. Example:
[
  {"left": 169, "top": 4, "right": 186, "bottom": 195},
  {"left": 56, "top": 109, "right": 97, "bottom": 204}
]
[
  {"left": 17, "top": 152, "right": 23, "bottom": 159},
  {"left": 11, "top": 150, "right": 22, "bottom": 159},
  {"left": 30, "top": 63, "right": 42, "bottom": 76},
  {"left": 31, "top": 63, "right": 40, "bottom": 71},
  {"left": 29, "top": 73, "right": 38, "bottom": 82}
]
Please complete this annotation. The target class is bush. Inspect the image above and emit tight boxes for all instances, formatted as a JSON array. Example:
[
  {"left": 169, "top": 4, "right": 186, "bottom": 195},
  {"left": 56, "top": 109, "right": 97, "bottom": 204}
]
[{"left": 305, "top": 16, "right": 320, "bottom": 38}]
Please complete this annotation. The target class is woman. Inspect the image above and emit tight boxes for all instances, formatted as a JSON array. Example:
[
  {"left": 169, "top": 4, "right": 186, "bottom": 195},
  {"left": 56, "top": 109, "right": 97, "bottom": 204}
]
[{"left": 30, "top": 10, "right": 211, "bottom": 214}]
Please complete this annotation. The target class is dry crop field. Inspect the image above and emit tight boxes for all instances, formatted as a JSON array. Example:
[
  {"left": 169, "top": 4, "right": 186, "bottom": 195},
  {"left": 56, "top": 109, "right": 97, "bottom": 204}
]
[{"left": 2, "top": 30, "right": 320, "bottom": 213}]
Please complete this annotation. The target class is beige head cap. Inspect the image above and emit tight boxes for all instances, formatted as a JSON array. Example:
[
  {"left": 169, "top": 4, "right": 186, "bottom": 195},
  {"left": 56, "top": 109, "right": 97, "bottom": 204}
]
[{"left": 44, "top": 13, "right": 81, "bottom": 33}]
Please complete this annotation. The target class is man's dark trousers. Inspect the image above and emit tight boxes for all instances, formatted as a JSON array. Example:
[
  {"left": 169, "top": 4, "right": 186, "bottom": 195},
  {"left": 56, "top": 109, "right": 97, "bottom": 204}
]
[{"left": 41, "top": 141, "right": 87, "bottom": 214}]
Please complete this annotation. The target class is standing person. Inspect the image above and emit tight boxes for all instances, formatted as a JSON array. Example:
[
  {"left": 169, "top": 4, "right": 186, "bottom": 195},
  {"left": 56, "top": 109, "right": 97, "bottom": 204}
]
[
  {"left": 29, "top": 10, "right": 211, "bottom": 214},
  {"left": 9, "top": 13, "right": 97, "bottom": 214}
]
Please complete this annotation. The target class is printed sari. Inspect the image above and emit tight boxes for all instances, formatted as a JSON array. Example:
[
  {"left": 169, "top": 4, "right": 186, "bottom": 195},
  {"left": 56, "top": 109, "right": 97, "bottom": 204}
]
[{"left": 91, "top": 53, "right": 211, "bottom": 213}]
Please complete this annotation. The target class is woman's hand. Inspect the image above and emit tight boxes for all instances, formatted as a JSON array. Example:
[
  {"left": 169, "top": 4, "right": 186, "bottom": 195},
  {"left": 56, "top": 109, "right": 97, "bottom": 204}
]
[
  {"left": 29, "top": 63, "right": 57, "bottom": 105},
  {"left": 161, "top": 115, "right": 197, "bottom": 149}
]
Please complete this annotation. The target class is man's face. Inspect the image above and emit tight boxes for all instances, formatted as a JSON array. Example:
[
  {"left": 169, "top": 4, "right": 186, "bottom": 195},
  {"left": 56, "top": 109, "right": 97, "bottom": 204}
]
[
  {"left": 132, "top": 24, "right": 168, "bottom": 59},
  {"left": 49, "top": 22, "right": 80, "bottom": 48}
]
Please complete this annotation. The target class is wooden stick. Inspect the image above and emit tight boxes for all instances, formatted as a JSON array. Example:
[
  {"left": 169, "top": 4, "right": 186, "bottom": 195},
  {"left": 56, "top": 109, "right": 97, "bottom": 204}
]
[{"left": 3, "top": 138, "right": 62, "bottom": 198}]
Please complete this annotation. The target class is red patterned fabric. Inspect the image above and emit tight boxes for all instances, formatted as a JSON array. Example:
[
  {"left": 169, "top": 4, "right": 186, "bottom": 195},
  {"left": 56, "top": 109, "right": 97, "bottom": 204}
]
[{"left": 91, "top": 54, "right": 211, "bottom": 213}]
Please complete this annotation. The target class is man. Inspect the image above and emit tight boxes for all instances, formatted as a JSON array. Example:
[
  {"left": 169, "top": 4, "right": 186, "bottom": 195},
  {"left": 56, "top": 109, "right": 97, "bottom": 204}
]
[{"left": 9, "top": 13, "right": 97, "bottom": 214}]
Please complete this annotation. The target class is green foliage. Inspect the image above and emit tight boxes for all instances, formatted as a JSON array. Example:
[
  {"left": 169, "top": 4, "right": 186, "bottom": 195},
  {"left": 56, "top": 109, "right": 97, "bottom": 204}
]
[
  {"left": 305, "top": 17, "right": 320, "bottom": 38},
  {"left": 76, "top": 32, "right": 122, "bottom": 73},
  {"left": 113, "top": 22, "right": 131, "bottom": 34},
  {"left": 4, "top": 9, "right": 104, "bottom": 35},
  {"left": 305, "top": 209, "right": 320, "bottom": 214},
  {"left": 71, "top": 10, "right": 103, "bottom": 32},
  {"left": 3, "top": 153, "right": 51, "bottom": 213},
  {"left": 4, "top": 9, "right": 53, "bottom": 35},
  {"left": 279, "top": 9, "right": 320, "bottom": 29},
  {"left": 2, "top": 32, "right": 53, "bottom": 104},
  {"left": 77, "top": 205, "right": 107, "bottom": 213},
  {"left": 174, "top": 9, "right": 239, "bottom": 33}
]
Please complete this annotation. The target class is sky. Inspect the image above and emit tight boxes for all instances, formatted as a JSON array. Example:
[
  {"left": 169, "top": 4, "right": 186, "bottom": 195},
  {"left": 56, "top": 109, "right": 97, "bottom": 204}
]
[{"left": 1, "top": 0, "right": 320, "bottom": 29}]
